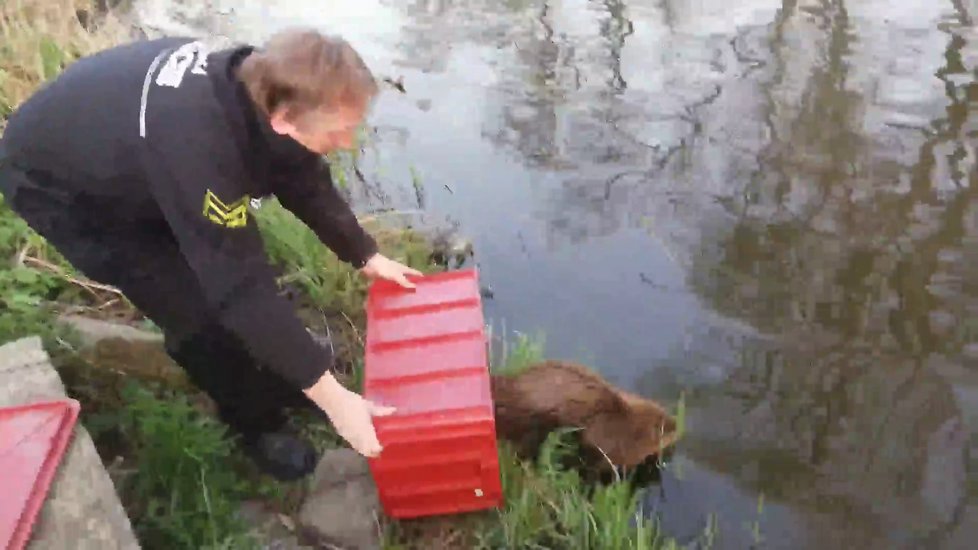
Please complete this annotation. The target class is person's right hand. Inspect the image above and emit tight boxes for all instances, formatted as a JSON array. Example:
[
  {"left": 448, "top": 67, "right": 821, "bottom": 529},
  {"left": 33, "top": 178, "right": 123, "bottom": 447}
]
[
  {"left": 360, "top": 252, "right": 423, "bottom": 289},
  {"left": 303, "top": 371, "right": 396, "bottom": 457}
]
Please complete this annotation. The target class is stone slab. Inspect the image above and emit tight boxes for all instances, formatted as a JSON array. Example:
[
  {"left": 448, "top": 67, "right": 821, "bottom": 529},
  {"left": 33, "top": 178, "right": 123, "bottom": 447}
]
[
  {"left": 0, "top": 336, "right": 141, "bottom": 550},
  {"left": 57, "top": 315, "right": 163, "bottom": 348}
]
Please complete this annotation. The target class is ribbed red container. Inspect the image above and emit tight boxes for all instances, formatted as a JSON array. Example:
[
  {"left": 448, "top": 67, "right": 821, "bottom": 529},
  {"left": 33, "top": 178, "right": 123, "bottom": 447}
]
[
  {"left": 0, "top": 399, "right": 80, "bottom": 550},
  {"left": 363, "top": 268, "right": 503, "bottom": 519}
]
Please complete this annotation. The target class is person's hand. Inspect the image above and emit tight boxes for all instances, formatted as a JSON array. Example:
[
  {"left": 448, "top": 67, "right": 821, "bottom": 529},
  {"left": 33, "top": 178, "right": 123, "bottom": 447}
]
[
  {"left": 360, "top": 253, "right": 423, "bottom": 289},
  {"left": 303, "top": 372, "right": 395, "bottom": 457}
]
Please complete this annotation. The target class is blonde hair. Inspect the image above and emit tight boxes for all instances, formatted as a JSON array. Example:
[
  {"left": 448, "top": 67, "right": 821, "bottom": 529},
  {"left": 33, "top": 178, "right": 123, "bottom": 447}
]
[{"left": 237, "top": 28, "right": 379, "bottom": 123}]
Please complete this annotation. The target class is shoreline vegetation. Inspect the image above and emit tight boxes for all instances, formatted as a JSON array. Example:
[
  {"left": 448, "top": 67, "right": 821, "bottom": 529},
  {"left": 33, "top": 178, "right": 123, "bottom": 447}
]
[{"left": 1, "top": 1, "right": 687, "bottom": 548}]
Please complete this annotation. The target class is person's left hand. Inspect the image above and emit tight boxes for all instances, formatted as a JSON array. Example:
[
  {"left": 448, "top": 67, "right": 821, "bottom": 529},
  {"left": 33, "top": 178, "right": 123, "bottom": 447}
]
[{"left": 360, "top": 253, "right": 423, "bottom": 289}]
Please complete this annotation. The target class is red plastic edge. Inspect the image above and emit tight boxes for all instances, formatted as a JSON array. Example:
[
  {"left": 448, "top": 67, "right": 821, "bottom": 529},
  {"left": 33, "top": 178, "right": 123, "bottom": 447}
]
[
  {"left": 363, "top": 268, "right": 505, "bottom": 519},
  {"left": 3, "top": 399, "right": 80, "bottom": 550}
]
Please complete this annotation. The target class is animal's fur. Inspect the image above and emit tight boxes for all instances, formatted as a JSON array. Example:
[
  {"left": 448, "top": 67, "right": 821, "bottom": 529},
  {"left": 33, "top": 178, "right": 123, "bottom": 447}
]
[{"left": 490, "top": 360, "right": 678, "bottom": 476}]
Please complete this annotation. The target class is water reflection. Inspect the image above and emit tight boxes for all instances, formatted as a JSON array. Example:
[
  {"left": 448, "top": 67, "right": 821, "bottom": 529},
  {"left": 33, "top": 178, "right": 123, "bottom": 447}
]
[
  {"left": 672, "top": 1, "right": 978, "bottom": 547},
  {"left": 463, "top": 0, "right": 978, "bottom": 546}
]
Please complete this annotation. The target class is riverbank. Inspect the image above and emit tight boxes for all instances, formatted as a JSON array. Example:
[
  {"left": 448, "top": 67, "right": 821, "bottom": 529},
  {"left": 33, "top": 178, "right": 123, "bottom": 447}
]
[{"left": 0, "top": 1, "right": 684, "bottom": 548}]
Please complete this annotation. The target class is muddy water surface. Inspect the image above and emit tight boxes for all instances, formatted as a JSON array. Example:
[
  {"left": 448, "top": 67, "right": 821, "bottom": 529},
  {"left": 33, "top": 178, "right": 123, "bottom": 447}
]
[{"left": 135, "top": 1, "right": 978, "bottom": 548}]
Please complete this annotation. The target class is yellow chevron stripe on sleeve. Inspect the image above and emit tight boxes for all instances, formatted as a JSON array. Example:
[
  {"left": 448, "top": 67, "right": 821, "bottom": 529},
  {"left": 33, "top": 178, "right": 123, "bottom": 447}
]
[{"left": 202, "top": 189, "right": 249, "bottom": 228}]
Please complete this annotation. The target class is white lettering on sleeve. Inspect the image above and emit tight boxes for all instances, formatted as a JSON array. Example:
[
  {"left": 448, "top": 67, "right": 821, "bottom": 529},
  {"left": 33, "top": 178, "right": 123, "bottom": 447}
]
[
  {"left": 138, "top": 48, "right": 171, "bottom": 138},
  {"left": 155, "top": 41, "right": 212, "bottom": 88}
]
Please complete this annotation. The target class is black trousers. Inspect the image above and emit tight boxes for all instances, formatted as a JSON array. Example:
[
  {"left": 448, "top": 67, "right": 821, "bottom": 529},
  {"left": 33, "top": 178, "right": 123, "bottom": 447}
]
[{"left": 0, "top": 161, "right": 310, "bottom": 437}]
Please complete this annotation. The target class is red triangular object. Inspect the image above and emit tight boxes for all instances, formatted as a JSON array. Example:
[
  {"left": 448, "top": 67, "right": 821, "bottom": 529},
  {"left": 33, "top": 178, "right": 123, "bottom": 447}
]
[{"left": 0, "top": 399, "right": 80, "bottom": 550}]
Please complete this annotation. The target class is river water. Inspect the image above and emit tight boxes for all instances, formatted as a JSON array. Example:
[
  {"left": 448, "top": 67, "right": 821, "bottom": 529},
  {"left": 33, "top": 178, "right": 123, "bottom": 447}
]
[{"left": 134, "top": 1, "right": 978, "bottom": 548}]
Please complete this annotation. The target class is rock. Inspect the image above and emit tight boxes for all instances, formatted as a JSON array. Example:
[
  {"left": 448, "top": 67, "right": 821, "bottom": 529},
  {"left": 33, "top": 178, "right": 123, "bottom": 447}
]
[
  {"left": 238, "top": 501, "right": 312, "bottom": 550},
  {"left": 134, "top": 0, "right": 222, "bottom": 38},
  {"left": 57, "top": 315, "right": 163, "bottom": 348},
  {"left": 0, "top": 336, "right": 141, "bottom": 550},
  {"left": 58, "top": 315, "right": 162, "bottom": 348},
  {"left": 56, "top": 315, "right": 192, "bottom": 389},
  {"left": 297, "top": 449, "right": 381, "bottom": 550}
]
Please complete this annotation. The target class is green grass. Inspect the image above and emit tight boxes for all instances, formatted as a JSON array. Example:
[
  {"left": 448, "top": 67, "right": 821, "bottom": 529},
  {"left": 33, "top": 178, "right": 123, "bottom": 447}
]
[
  {"left": 490, "top": 329, "right": 547, "bottom": 376},
  {"left": 255, "top": 198, "right": 437, "bottom": 316},
  {"left": 101, "top": 383, "right": 263, "bottom": 550},
  {"left": 0, "top": 198, "right": 64, "bottom": 341},
  {"left": 0, "top": 0, "right": 125, "bottom": 126},
  {"left": 477, "top": 432, "right": 674, "bottom": 550}
]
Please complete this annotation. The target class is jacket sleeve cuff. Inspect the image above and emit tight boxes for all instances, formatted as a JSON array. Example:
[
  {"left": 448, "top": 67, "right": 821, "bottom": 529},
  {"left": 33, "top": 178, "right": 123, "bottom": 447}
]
[
  {"left": 219, "top": 288, "right": 338, "bottom": 390},
  {"left": 347, "top": 232, "right": 379, "bottom": 269}
]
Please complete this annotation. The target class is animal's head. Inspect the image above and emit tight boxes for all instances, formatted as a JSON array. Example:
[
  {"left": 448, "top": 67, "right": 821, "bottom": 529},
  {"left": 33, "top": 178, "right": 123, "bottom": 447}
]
[{"left": 583, "top": 389, "right": 678, "bottom": 469}]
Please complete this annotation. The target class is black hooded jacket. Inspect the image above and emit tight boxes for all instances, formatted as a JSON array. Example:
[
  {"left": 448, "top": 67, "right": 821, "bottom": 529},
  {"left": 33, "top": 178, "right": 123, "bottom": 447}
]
[{"left": 0, "top": 37, "right": 378, "bottom": 390}]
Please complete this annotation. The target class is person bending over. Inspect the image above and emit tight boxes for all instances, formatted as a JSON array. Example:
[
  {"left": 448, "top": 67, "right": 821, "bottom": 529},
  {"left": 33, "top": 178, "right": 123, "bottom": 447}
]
[{"left": 0, "top": 28, "right": 419, "bottom": 480}]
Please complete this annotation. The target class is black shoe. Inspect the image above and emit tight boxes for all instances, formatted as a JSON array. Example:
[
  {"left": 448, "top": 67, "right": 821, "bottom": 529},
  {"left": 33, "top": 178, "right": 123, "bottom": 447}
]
[{"left": 240, "top": 431, "right": 319, "bottom": 481}]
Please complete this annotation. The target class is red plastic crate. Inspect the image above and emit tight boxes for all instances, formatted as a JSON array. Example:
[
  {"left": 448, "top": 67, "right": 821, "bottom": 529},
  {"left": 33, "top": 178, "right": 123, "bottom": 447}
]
[
  {"left": 364, "top": 268, "right": 503, "bottom": 519},
  {"left": 0, "top": 399, "right": 80, "bottom": 550}
]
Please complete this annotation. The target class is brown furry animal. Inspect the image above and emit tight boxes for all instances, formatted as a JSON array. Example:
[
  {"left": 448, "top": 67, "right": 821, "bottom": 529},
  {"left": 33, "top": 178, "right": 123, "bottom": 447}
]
[{"left": 490, "top": 360, "right": 679, "bottom": 476}]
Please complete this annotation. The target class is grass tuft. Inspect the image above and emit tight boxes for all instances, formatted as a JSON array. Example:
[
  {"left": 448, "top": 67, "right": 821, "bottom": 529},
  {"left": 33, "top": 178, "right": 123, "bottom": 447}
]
[
  {"left": 0, "top": 0, "right": 126, "bottom": 126},
  {"left": 491, "top": 329, "right": 546, "bottom": 376},
  {"left": 255, "top": 198, "right": 437, "bottom": 317},
  {"left": 474, "top": 429, "right": 668, "bottom": 549},
  {"left": 107, "top": 383, "right": 262, "bottom": 550}
]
